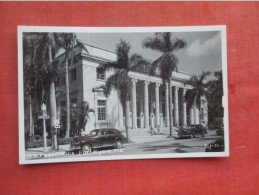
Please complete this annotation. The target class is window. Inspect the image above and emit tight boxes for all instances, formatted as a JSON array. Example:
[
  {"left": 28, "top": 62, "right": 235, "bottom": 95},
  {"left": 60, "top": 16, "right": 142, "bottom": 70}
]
[
  {"left": 100, "top": 131, "right": 106, "bottom": 136},
  {"left": 97, "top": 100, "right": 106, "bottom": 121},
  {"left": 89, "top": 130, "right": 98, "bottom": 136},
  {"left": 97, "top": 68, "right": 105, "bottom": 80},
  {"left": 70, "top": 68, "right": 77, "bottom": 81},
  {"left": 107, "top": 130, "right": 115, "bottom": 135}
]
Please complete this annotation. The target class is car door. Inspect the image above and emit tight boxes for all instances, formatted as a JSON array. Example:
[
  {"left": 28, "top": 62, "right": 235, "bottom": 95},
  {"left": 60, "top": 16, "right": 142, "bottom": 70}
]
[
  {"left": 97, "top": 130, "right": 108, "bottom": 147},
  {"left": 90, "top": 130, "right": 106, "bottom": 148},
  {"left": 105, "top": 130, "right": 117, "bottom": 146}
]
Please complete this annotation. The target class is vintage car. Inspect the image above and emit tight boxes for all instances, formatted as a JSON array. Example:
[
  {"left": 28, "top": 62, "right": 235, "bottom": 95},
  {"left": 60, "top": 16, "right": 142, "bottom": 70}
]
[
  {"left": 173, "top": 129, "right": 194, "bottom": 139},
  {"left": 205, "top": 138, "right": 225, "bottom": 152},
  {"left": 173, "top": 125, "right": 207, "bottom": 139},
  {"left": 68, "top": 129, "right": 127, "bottom": 152},
  {"left": 215, "top": 125, "right": 224, "bottom": 136}
]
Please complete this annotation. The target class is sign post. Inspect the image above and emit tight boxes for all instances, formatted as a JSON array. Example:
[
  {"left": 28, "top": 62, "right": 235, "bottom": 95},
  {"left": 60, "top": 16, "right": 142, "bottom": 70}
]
[{"left": 38, "top": 103, "right": 49, "bottom": 153}]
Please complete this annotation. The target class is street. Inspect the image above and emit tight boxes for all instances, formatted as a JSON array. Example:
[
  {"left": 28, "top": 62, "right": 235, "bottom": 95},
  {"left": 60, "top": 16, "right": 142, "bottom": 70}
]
[{"left": 26, "top": 132, "right": 223, "bottom": 160}]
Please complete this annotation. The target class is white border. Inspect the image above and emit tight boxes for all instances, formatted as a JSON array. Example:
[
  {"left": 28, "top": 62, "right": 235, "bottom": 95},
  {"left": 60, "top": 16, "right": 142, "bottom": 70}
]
[{"left": 18, "top": 25, "right": 229, "bottom": 164}]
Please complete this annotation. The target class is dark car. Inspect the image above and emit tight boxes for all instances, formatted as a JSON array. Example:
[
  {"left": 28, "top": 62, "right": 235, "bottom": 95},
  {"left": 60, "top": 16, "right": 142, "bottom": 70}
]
[
  {"left": 173, "top": 125, "right": 207, "bottom": 139},
  {"left": 216, "top": 125, "right": 224, "bottom": 136},
  {"left": 173, "top": 129, "right": 194, "bottom": 139},
  {"left": 68, "top": 129, "right": 127, "bottom": 152},
  {"left": 205, "top": 138, "right": 225, "bottom": 152},
  {"left": 189, "top": 125, "right": 207, "bottom": 134}
]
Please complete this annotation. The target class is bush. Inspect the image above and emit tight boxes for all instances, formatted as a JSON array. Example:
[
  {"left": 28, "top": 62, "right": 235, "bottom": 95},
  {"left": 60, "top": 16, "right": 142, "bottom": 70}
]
[
  {"left": 25, "top": 139, "right": 52, "bottom": 149},
  {"left": 25, "top": 137, "right": 75, "bottom": 149},
  {"left": 58, "top": 137, "right": 74, "bottom": 145}
]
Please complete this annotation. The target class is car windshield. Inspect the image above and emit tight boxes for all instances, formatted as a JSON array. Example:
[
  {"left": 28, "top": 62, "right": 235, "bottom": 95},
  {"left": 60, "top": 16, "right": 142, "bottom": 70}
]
[{"left": 89, "top": 130, "right": 99, "bottom": 136}]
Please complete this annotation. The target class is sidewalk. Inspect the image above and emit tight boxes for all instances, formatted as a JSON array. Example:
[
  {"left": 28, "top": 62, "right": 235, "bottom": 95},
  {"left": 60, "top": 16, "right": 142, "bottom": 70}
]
[
  {"left": 26, "top": 135, "right": 170, "bottom": 155},
  {"left": 25, "top": 144, "right": 70, "bottom": 159},
  {"left": 128, "top": 135, "right": 170, "bottom": 144}
]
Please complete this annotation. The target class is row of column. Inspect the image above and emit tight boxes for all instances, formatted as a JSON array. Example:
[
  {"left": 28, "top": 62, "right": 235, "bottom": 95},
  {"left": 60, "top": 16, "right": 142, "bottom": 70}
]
[{"left": 130, "top": 78, "right": 190, "bottom": 129}]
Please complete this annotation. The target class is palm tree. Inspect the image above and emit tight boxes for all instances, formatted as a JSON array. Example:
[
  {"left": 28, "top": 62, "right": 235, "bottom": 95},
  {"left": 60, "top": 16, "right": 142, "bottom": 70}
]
[
  {"left": 207, "top": 70, "right": 223, "bottom": 123},
  {"left": 143, "top": 32, "right": 187, "bottom": 136},
  {"left": 208, "top": 70, "right": 223, "bottom": 108},
  {"left": 61, "top": 101, "right": 94, "bottom": 137},
  {"left": 23, "top": 34, "right": 38, "bottom": 141},
  {"left": 33, "top": 33, "right": 61, "bottom": 150},
  {"left": 77, "top": 102, "right": 94, "bottom": 135},
  {"left": 99, "top": 40, "right": 149, "bottom": 141},
  {"left": 59, "top": 33, "right": 87, "bottom": 138},
  {"left": 184, "top": 71, "right": 211, "bottom": 123}
]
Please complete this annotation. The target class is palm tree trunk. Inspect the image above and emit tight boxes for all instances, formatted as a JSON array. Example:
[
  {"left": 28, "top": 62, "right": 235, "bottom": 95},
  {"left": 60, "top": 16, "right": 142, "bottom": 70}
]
[
  {"left": 29, "top": 95, "right": 34, "bottom": 141},
  {"left": 48, "top": 45, "right": 58, "bottom": 150},
  {"left": 65, "top": 54, "right": 70, "bottom": 138},
  {"left": 125, "top": 100, "right": 130, "bottom": 142},
  {"left": 168, "top": 80, "right": 174, "bottom": 136}
]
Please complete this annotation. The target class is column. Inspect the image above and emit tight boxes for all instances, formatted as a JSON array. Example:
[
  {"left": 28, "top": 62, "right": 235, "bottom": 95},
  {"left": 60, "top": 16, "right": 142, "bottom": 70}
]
[
  {"left": 165, "top": 83, "right": 170, "bottom": 127},
  {"left": 94, "top": 92, "right": 98, "bottom": 128},
  {"left": 189, "top": 106, "right": 194, "bottom": 125},
  {"left": 182, "top": 89, "right": 187, "bottom": 126},
  {"left": 131, "top": 78, "right": 137, "bottom": 129},
  {"left": 144, "top": 81, "right": 149, "bottom": 128},
  {"left": 195, "top": 105, "right": 200, "bottom": 124},
  {"left": 155, "top": 83, "right": 160, "bottom": 127},
  {"left": 174, "top": 87, "right": 179, "bottom": 126}
]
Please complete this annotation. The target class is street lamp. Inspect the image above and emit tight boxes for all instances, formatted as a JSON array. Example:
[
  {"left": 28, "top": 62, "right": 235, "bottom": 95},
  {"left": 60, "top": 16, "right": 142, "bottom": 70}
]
[
  {"left": 38, "top": 103, "right": 49, "bottom": 153},
  {"left": 41, "top": 103, "right": 47, "bottom": 115}
]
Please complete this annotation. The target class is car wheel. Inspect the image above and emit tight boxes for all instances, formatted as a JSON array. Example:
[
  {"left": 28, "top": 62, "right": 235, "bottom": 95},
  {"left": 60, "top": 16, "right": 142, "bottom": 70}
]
[
  {"left": 115, "top": 140, "right": 123, "bottom": 149},
  {"left": 81, "top": 144, "right": 92, "bottom": 153}
]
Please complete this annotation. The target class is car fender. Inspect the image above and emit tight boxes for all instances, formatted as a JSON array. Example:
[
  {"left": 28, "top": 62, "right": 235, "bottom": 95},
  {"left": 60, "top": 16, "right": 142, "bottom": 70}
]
[
  {"left": 115, "top": 136, "right": 123, "bottom": 143},
  {"left": 80, "top": 139, "right": 103, "bottom": 149}
]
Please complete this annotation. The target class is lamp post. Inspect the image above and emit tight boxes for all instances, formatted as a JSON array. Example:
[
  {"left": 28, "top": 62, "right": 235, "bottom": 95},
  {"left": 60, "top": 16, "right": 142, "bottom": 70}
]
[{"left": 38, "top": 103, "right": 49, "bottom": 153}]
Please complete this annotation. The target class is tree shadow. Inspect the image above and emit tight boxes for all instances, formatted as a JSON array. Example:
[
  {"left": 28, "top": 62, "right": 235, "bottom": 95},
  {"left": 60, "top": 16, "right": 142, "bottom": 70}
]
[{"left": 139, "top": 142, "right": 204, "bottom": 153}]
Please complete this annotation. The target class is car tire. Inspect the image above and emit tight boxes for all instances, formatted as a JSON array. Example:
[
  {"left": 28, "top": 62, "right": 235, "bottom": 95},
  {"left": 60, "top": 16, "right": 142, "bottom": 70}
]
[
  {"left": 115, "top": 140, "right": 123, "bottom": 149},
  {"left": 81, "top": 144, "right": 92, "bottom": 153}
]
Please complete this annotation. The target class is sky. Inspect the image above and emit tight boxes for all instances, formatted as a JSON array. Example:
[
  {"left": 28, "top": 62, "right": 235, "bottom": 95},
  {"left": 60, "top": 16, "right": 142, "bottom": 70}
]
[{"left": 77, "top": 31, "right": 222, "bottom": 78}]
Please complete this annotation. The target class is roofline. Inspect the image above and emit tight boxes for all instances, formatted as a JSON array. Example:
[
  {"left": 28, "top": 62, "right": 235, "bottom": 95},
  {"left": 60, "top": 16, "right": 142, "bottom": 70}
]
[{"left": 82, "top": 43, "right": 117, "bottom": 55}]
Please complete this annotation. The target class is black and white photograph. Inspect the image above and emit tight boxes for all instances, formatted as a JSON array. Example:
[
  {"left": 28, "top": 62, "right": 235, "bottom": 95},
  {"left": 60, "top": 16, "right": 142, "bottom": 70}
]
[{"left": 18, "top": 26, "right": 228, "bottom": 164}]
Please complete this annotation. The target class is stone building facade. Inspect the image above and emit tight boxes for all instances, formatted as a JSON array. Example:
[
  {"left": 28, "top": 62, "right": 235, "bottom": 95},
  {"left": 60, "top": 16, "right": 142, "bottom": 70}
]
[{"left": 58, "top": 44, "right": 208, "bottom": 135}]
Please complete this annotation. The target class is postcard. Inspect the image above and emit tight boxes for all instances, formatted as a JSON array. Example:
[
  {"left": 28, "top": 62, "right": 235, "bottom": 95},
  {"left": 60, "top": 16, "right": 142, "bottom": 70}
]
[{"left": 18, "top": 25, "right": 229, "bottom": 164}]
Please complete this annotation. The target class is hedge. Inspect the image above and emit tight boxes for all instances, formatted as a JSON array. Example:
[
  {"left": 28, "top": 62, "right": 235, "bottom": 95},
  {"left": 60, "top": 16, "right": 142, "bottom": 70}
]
[{"left": 26, "top": 137, "right": 75, "bottom": 149}]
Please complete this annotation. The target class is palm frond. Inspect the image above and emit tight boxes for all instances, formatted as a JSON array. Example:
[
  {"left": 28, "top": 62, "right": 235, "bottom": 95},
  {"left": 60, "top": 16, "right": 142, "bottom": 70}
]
[
  {"left": 129, "top": 53, "right": 151, "bottom": 71},
  {"left": 98, "top": 61, "right": 119, "bottom": 71},
  {"left": 142, "top": 35, "right": 165, "bottom": 53},
  {"left": 170, "top": 38, "right": 187, "bottom": 52},
  {"left": 200, "top": 71, "right": 211, "bottom": 82}
]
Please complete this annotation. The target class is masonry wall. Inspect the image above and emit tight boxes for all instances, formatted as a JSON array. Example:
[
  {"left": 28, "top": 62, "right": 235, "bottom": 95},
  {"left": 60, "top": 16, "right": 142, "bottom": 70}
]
[{"left": 82, "top": 57, "right": 120, "bottom": 134}]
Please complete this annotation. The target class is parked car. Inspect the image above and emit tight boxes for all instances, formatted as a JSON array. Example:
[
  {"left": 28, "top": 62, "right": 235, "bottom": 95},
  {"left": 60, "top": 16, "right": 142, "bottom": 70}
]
[
  {"left": 215, "top": 125, "right": 224, "bottom": 136},
  {"left": 216, "top": 129, "right": 224, "bottom": 136},
  {"left": 173, "top": 129, "right": 194, "bottom": 139},
  {"left": 189, "top": 125, "right": 208, "bottom": 134},
  {"left": 68, "top": 129, "right": 127, "bottom": 152},
  {"left": 173, "top": 125, "right": 207, "bottom": 139},
  {"left": 205, "top": 138, "right": 225, "bottom": 152}
]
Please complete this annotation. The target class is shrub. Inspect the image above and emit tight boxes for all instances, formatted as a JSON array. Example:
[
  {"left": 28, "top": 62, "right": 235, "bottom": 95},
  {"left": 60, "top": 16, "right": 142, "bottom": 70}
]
[{"left": 25, "top": 137, "right": 75, "bottom": 149}]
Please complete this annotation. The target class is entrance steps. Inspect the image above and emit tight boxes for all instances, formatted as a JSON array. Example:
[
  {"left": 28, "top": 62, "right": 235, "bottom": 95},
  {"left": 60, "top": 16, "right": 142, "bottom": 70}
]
[{"left": 119, "top": 126, "right": 181, "bottom": 137}]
